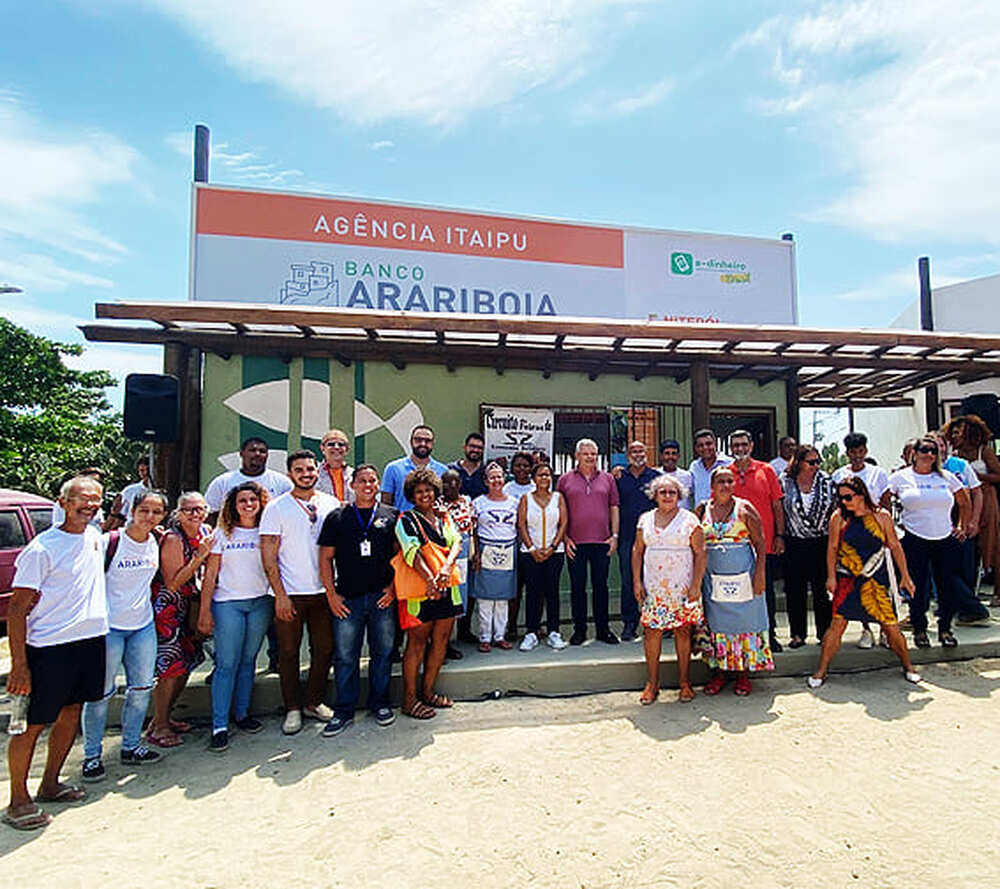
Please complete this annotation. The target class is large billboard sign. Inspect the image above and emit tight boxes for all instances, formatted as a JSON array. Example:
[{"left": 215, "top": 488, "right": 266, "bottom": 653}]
[{"left": 191, "top": 185, "right": 798, "bottom": 323}]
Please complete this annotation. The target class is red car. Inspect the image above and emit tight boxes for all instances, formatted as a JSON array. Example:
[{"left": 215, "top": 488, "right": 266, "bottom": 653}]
[{"left": 1, "top": 488, "right": 54, "bottom": 630}]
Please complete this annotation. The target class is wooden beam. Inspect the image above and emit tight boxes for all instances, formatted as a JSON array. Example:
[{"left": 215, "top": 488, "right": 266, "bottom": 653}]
[
  {"left": 690, "top": 361, "right": 710, "bottom": 432},
  {"left": 297, "top": 325, "right": 316, "bottom": 337},
  {"left": 231, "top": 322, "right": 249, "bottom": 335},
  {"left": 634, "top": 361, "right": 656, "bottom": 382},
  {"left": 366, "top": 328, "right": 378, "bottom": 342},
  {"left": 554, "top": 334, "right": 565, "bottom": 350},
  {"left": 720, "top": 341, "right": 739, "bottom": 353},
  {"left": 717, "top": 365, "right": 747, "bottom": 384},
  {"left": 802, "top": 398, "right": 916, "bottom": 408},
  {"left": 498, "top": 332, "right": 507, "bottom": 349},
  {"left": 436, "top": 330, "right": 446, "bottom": 345}
]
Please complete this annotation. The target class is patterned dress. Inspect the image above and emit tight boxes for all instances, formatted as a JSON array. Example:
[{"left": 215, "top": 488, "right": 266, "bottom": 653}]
[
  {"left": 151, "top": 527, "right": 207, "bottom": 679},
  {"left": 832, "top": 513, "right": 898, "bottom": 624},
  {"left": 700, "top": 501, "right": 774, "bottom": 673},
  {"left": 637, "top": 509, "right": 702, "bottom": 630}
]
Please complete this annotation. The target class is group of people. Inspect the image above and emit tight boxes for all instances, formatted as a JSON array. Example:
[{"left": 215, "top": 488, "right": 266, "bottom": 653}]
[{"left": 4, "top": 416, "right": 997, "bottom": 831}]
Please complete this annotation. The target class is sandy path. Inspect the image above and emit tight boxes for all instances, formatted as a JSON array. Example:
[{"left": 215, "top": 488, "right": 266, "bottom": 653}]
[{"left": 2, "top": 659, "right": 999, "bottom": 888}]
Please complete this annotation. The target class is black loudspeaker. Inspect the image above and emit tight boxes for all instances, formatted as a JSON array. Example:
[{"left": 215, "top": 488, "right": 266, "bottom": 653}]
[
  {"left": 124, "top": 373, "right": 180, "bottom": 441},
  {"left": 960, "top": 393, "right": 1000, "bottom": 437}
]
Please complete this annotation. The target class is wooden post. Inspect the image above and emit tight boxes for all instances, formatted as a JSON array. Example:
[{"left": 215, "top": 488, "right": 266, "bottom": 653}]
[
  {"left": 919, "top": 256, "right": 939, "bottom": 430},
  {"left": 785, "top": 370, "right": 800, "bottom": 440},
  {"left": 156, "top": 343, "right": 202, "bottom": 504},
  {"left": 690, "top": 360, "right": 710, "bottom": 433}
]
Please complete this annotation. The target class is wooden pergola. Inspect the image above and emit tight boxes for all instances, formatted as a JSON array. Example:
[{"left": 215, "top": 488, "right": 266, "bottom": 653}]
[{"left": 82, "top": 301, "right": 1000, "bottom": 495}]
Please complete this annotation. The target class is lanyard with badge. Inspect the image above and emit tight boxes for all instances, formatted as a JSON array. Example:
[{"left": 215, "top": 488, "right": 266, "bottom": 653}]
[{"left": 354, "top": 505, "right": 376, "bottom": 557}]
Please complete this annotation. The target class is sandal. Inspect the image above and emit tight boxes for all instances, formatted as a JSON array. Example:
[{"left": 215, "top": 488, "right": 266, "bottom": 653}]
[
  {"left": 168, "top": 719, "right": 193, "bottom": 734},
  {"left": 703, "top": 674, "right": 727, "bottom": 696},
  {"left": 402, "top": 700, "right": 436, "bottom": 720},
  {"left": 734, "top": 677, "right": 752, "bottom": 696},
  {"left": 478, "top": 642, "right": 491, "bottom": 653},
  {"left": 494, "top": 639, "right": 513, "bottom": 650},
  {"left": 3, "top": 804, "right": 51, "bottom": 831},
  {"left": 421, "top": 692, "right": 453, "bottom": 708},
  {"left": 146, "top": 730, "right": 184, "bottom": 748},
  {"left": 639, "top": 684, "right": 659, "bottom": 706},
  {"left": 36, "top": 784, "right": 86, "bottom": 803},
  {"left": 678, "top": 684, "right": 695, "bottom": 703}
]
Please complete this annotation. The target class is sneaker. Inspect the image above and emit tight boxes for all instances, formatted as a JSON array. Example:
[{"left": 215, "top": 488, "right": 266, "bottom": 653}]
[
  {"left": 858, "top": 628, "right": 875, "bottom": 649},
  {"left": 519, "top": 632, "right": 539, "bottom": 651},
  {"left": 282, "top": 710, "right": 303, "bottom": 735},
  {"left": 547, "top": 631, "right": 568, "bottom": 650},
  {"left": 569, "top": 629, "right": 587, "bottom": 646},
  {"left": 82, "top": 757, "right": 105, "bottom": 783},
  {"left": 596, "top": 630, "right": 620, "bottom": 645},
  {"left": 266, "top": 657, "right": 279, "bottom": 674},
  {"left": 303, "top": 703, "right": 334, "bottom": 722},
  {"left": 621, "top": 626, "right": 638, "bottom": 643},
  {"left": 322, "top": 715, "right": 354, "bottom": 738},
  {"left": 939, "top": 630, "right": 958, "bottom": 648},
  {"left": 120, "top": 744, "right": 162, "bottom": 765},
  {"left": 374, "top": 707, "right": 396, "bottom": 727},
  {"left": 209, "top": 731, "right": 229, "bottom": 753},
  {"left": 235, "top": 716, "right": 264, "bottom": 734},
  {"left": 913, "top": 631, "right": 931, "bottom": 649},
  {"left": 769, "top": 634, "right": 784, "bottom": 654}
]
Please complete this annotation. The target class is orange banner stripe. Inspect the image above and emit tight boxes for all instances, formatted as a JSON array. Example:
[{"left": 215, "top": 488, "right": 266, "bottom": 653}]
[{"left": 196, "top": 187, "right": 623, "bottom": 269}]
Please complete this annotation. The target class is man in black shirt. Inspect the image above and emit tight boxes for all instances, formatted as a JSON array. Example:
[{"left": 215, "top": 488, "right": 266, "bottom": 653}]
[{"left": 318, "top": 464, "right": 398, "bottom": 736}]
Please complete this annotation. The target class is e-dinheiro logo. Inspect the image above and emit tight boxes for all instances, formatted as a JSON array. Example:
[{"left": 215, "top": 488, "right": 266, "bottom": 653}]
[{"left": 670, "top": 250, "right": 750, "bottom": 284}]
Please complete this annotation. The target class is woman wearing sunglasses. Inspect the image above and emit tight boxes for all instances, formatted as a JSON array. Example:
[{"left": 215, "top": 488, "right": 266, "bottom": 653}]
[
  {"left": 781, "top": 445, "right": 837, "bottom": 648},
  {"left": 808, "top": 475, "right": 919, "bottom": 687},
  {"left": 880, "top": 436, "right": 973, "bottom": 648}
]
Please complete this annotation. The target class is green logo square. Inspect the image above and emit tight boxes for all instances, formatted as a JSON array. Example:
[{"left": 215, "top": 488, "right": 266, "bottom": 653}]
[{"left": 670, "top": 252, "right": 693, "bottom": 275}]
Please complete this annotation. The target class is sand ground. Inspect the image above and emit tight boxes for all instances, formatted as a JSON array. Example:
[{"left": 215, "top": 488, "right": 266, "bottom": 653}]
[{"left": 1, "top": 658, "right": 999, "bottom": 889}]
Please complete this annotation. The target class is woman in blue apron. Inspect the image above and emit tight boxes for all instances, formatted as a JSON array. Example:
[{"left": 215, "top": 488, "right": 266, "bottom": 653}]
[
  {"left": 696, "top": 466, "right": 774, "bottom": 696},
  {"left": 472, "top": 463, "right": 519, "bottom": 652}
]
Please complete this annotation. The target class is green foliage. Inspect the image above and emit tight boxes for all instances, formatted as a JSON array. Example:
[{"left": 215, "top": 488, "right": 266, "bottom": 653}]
[
  {"left": 820, "top": 441, "right": 847, "bottom": 475},
  {"left": 0, "top": 318, "right": 146, "bottom": 499}
]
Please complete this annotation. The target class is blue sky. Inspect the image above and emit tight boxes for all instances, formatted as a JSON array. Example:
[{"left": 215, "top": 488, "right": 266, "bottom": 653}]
[{"left": 2, "top": 0, "right": 999, "bottom": 403}]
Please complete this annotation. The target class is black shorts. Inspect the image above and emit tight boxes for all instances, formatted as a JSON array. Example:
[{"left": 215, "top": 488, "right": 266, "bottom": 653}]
[{"left": 26, "top": 635, "right": 106, "bottom": 725}]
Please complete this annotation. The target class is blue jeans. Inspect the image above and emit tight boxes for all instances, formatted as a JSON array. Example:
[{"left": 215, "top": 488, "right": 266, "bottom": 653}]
[
  {"left": 332, "top": 591, "right": 396, "bottom": 719},
  {"left": 211, "top": 596, "right": 273, "bottom": 732},
  {"left": 618, "top": 535, "right": 639, "bottom": 633},
  {"left": 82, "top": 621, "right": 156, "bottom": 758}
]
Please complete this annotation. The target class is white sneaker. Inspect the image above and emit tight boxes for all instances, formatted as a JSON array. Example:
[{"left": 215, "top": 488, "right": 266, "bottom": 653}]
[
  {"left": 303, "top": 703, "right": 334, "bottom": 722},
  {"left": 546, "top": 631, "right": 568, "bottom": 650},
  {"left": 282, "top": 710, "right": 302, "bottom": 735},
  {"left": 519, "top": 632, "right": 539, "bottom": 651},
  {"left": 857, "top": 628, "right": 875, "bottom": 649}
]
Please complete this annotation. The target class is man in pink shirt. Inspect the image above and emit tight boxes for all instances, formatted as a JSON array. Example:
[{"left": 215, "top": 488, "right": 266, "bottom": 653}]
[
  {"left": 729, "top": 430, "right": 785, "bottom": 652},
  {"left": 556, "top": 438, "right": 621, "bottom": 645}
]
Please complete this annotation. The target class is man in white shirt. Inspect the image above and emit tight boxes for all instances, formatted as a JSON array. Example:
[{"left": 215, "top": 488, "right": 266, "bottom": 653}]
[
  {"left": 6, "top": 476, "right": 109, "bottom": 831},
  {"left": 109, "top": 456, "right": 151, "bottom": 528},
  {"left": 659, "top": 439, "right": 694, "bottom": 510},
  {"left": 769, "top": 436, "right": 797, "bottom": 478},
  {"left": 260, "top": 449, "right": 340, "bottom": 736},
  {"left": 688, "top": 429, "right": 734, "bottom": 506},
  {"left": 315, "top": 428, "right": 355, "bottom": 503},
  {"left": 204, "top": 437, "right": 293, "bottom": 521}
]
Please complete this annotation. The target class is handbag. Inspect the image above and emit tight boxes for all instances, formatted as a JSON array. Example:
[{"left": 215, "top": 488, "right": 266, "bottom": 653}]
[{"left": 391, "top": 512, "right": 461, "bottom": 601}]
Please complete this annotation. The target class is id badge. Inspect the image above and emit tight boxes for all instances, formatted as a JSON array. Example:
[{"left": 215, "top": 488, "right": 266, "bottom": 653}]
[{"left": 360, "top": 539, "right": 372, "bottom": 557}]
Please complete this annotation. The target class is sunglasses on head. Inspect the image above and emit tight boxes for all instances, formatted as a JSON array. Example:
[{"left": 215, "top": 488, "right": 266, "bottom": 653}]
[{"left": 916, "top": 445, "right": 938, "bottom": 454}]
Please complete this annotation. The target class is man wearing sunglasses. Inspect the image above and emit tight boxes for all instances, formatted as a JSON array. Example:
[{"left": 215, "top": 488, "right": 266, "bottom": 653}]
[
  {"left": 729, "top": 429, "right": 786, "bottom": 653},
  {"left": 316, "top": 429, "right": 355, "bottom": 503},
  {"left": 260, "top": 449, "right": 340, "bottom": 735},
  {"left": 381, "top": 425, "right": 448, "bottom": 511}
]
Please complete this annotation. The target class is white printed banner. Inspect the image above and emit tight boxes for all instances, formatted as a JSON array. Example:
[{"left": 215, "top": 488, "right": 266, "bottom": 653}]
[{"left": 482, "top": 406, "right": 554, "bottom": 462}]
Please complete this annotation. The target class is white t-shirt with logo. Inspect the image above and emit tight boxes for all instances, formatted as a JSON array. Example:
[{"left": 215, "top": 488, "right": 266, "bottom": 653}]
[
  {"left": 259, "top": 491, "right": 339, "bottom": 595},
  {"left": 103, "top": 532, "right": 158, "bottom": 630},
  {"left": 13, "top": 525, "right": 109, "bottom": 647},
  {"left": 211, "top": 526, "right": 270, "bottom": 601},
  {"left": 887, "top": 467, "right": 964, "bottom": 540},
  {"left": 204, "top": 468, "right": 294, "bottom": 512},
  {"left": 832, "top": 464, "right": 890, "bottom": 504},
  {"left": 503, "top": 480, "right": 536, "bottom": 500},
  {"left": 472, "top": 494, "right": 519, "bottom": 542}
]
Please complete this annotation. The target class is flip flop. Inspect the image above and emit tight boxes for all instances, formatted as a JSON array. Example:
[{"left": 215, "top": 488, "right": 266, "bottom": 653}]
[
  {"left": 639, "top": 690, "right": 659, "bottom": 706},
  {"left": 402, "top": 701, "right": 436, "bottom": 720},
  {"left": 146, "top": 730, "right": 184, "bottom": 748},
  {"left": 3, "top": 805, "right": 51, "bottom": 831},
  {"left": 421, "top": 692, "right": 453, "bottom": 708},
  {"left": 733, "top": 677, "right": 752, "bottom": 696},
  {"left": 703, "top": 674, "right": 727, "bottom": 696},
  {"left": 36, "top": 785, "right": 86, "bottom": 803},
  {"left": 168, "top": 719, "right": 193, "bottom": 734},
  {"left": 678, "top": 684, "right": 696, "bottom": 703}
]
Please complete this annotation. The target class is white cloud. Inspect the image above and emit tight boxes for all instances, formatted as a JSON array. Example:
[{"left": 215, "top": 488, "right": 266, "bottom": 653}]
[
  {"left": 0, "top": 254, "right": 114, "bottom": 293},
  {"left": 739, "top": 0, "right": 1000, "bottom": 242},
  {"left": 573, "top": 77, "right": 675, "bottom": 122},
  {"left": 0, "top": 96, "right": 139, "bottom": 263},
  {"left": 166, "top": 131, "right": 304, "bottom": 186},
  {"left": 370, "top": 140, "right": 395, "bottom": 151},
  {"left": 147, "top": 0, "right": 646, "bottom": 126}
]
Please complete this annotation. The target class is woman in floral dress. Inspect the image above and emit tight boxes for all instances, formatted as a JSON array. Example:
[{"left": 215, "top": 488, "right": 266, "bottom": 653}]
[
  {"left": 632, "top": 474, "right": 706, "bottom": 704},
  {"left": 696, "top": 466, "right": 774, "bottom": 696}
]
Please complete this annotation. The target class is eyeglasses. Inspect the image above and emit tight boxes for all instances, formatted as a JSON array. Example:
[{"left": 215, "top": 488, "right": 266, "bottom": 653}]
[
  {"left": 916, "top": 445, "right": 938, "bottom": 454},
  {"left": 804, "top": 458, "right": 821, "bottom": 466},
  {"left": 839, "top": 494, "right": 856, "bottom": 502},
  {"left": 180, "top": 505, "right": 207, "bottom": 514},
  {"left": 323, "top": 441, "right": 348, "bottom": 449}
]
